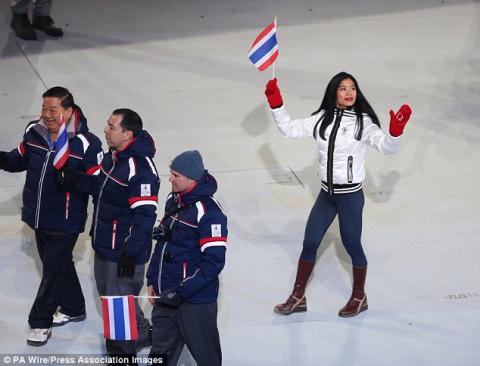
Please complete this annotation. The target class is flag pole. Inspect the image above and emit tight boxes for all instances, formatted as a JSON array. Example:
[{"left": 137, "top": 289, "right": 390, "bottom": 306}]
[{"left": 272, "top": 16, "right": 277, "bottom": 79}]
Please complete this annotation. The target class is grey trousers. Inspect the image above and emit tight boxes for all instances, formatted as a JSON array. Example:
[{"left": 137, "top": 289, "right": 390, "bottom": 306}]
[
  {"left": 150, "top": 302, "right": 221, "bottom": 366},
  {"left": 94, "top": 254, "right": 150, "bottom": 355},
  {"left": 11, "top": 0, "right": 51, "bottom": 16}
]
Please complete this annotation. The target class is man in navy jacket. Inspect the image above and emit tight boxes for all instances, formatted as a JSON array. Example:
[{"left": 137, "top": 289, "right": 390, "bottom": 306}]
[
  {"left": 66, "top": 108, "right": 160, "bottom": 360},
  {"left": 146, "top": 150, "right": 227, "bottom": 366},
  {"left": 0, "top": 86, "right": 102, "bottom": 346}
]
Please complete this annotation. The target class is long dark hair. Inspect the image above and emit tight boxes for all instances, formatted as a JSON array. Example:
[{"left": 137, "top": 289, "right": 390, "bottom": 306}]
[{"left": 312, "top": 72, "right": 380, "bottom": 140}]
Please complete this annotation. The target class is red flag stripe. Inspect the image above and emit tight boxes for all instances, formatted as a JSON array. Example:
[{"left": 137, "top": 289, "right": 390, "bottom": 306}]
[
  {"left": 128, "top": 295, "right": 138, "bottom": 340},
  {"left": 258, "top": 50, "right": 279, "bottom": 71},
  {"left": 101, "top": 298, "right": 110, "bottom": 339},
  {"left": 251, "top": 22, "right": 276, "bottom": 47}
]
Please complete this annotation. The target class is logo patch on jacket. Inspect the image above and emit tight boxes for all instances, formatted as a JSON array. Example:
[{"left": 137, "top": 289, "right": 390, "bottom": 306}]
[
  {"left": 211, "top": 224, "right": 222, "bottom": 237},
  {"left": 141, "top": 184, "right": 151, "bottom": 196},
  {"left": 97, "top": 151, "right": 104, "bottom": 164}
]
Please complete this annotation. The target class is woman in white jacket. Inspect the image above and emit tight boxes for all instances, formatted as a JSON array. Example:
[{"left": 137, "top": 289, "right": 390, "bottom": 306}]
[{"left": 264, "top": 72, "right": 412, "bottom": 317}]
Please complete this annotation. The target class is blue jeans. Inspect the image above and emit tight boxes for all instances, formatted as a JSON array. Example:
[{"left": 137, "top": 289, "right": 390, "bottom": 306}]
[{"left": 300, "top": 189, "right": 367, "bottom": 267}]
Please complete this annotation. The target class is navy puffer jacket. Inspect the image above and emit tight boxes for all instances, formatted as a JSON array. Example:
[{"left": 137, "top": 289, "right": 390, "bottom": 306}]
[
  {"left": 147, "top": 172, "right": 228, "bottom": 304},
  {"left": 2, "top": 106, "right": 102, "bottom": 233},
  {"left": 78, "top": 130, "right": 160, "bottom": 264}
]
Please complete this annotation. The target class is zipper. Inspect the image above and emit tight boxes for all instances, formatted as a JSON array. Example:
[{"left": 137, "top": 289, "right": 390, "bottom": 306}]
[
  {"left": 182, "top": 261, "right": 187, "bottom": 280},
  {"left": 326, "top": 109, "right": 344, "bottom": 194},
  {"left": 111, "top": 220, "right": 118, "bottom": 250},
  {"left": 35, "top": 149, "right": 53, "bottom": 229},
  {"left": 65, "top": 192, "right": 71, "bottom": 220},
  {"left": 347, "top": 156, "right": 353, "bottom": 183},
  {"left": 157, "top": 242, "right": 167, "bottom": 293},
  {"left": 93, "top": 161, "right": 115, "bottom": 246}
]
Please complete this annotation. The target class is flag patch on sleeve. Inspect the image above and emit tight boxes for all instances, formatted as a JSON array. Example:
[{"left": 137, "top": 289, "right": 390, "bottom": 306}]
[
  {"left": 211, "top": 224, "right": 222, "bottom": 237},
  {"left": 141, "top": 184, "right": 151, "bottom": 197}
]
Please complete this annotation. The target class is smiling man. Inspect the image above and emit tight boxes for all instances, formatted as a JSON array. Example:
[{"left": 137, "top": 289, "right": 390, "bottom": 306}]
[{"left": 0, "top": 86, "right": 102, "bottom": 346}]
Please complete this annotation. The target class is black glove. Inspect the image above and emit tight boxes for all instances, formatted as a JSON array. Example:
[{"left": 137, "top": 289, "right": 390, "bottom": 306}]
[
  {"left": 117, "top": 253, "right": 136, "bottom": 278},
  {"left": 56, "top": 164, "right": 78, "bottom": 191},
  {"left": 152, "top": 224, "right": 171, "bottom": 242},
  {"left": 158, "top": 288, "right": 183, "bottom": 307},
  {"left": 0, "top": 151, "right": 7, "bottom": 170}
]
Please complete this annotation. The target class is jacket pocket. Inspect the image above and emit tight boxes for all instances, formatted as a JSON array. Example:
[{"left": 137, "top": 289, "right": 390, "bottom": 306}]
[
  {"left": 347, "top": 156, "right": 353, "bottom": 183},
  {"left": 112, "top": 219, "right": 118, "bottom": 250},
  {"left": 65, "top": 192, "right": 70, "bottom": 220}
]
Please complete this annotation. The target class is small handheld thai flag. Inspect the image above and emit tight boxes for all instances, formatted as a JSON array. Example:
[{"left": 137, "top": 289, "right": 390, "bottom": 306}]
[
  {"left": 248, "top": 20, "right": 279, "bottom": 71},
  {"left": 101, "top": 295, "right": 138, "bottom": 341},
  {"left": 53, "top": 115, "right": 69, "bottom": 170}
]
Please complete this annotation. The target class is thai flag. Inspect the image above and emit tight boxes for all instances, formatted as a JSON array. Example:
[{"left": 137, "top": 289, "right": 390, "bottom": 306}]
[
  {"left": 101, "top": 295, "right": 138, "bottom": 341},
  {"left": 248, "top": 21, "right": 279, "bottom": 71},
  {"left": 53, "top": 116, "right": 69, "bottom": 170}
]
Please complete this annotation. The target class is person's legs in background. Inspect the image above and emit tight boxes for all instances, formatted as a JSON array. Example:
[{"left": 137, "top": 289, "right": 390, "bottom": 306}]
[
  {"left": 31, "top": 0, "right": 63, "bottom": 37},
  {"left": 10, "top": 0, "right": 63, "bottom": 40},
  {"left": 10, "top": 0, "right": 36, "bottom": 40}
]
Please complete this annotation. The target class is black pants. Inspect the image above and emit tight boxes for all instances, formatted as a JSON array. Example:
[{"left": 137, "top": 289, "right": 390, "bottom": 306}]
[
  {"left": 150, "top": 302, "right": 221, "bottom": 366},
  {"left": 28, "top": 231, "right": 85, "bottom": 328}
]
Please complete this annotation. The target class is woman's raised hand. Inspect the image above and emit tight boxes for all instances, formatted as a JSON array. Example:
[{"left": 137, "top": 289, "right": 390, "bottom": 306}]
[
  {"left": 265, "top": 78, "right": 284, "bottom": 109},
  {"left": 389, "top": 104, "right": 412, "bottom": 137}
]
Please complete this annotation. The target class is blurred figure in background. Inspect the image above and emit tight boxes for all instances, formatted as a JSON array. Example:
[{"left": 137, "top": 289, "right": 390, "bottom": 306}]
[{"left": 10, "top": 0, "right": 63, "bottom": 40}]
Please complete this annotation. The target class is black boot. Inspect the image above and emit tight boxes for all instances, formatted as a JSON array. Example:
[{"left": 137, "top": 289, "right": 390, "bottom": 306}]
[
  {"left": 32, "top": 15, "right": 63, "bottom": 37},
  {"left": 11, "top": 13, "right": 37, "bottom": 40}
]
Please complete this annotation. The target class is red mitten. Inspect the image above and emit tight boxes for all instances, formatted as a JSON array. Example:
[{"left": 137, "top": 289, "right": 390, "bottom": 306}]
[
  {"left": 264, "top": 78, "right": 284, "bottom": 108},
  {"left": 389, "top": 104, "right": 412, "bottom": 137}
]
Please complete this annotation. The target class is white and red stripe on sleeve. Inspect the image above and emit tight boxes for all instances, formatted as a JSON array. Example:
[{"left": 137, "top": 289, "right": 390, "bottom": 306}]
[{"left": 128, "top": 196, "right": 158, "bottom": 209}]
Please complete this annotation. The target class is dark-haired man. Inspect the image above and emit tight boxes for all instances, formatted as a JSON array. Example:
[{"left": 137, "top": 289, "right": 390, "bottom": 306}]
[
  {"left": 61, "top": 109, "right": 160, "bottom": 360},
  {"left": 0, "top": 86, "right": 102, "bottom": 346}
]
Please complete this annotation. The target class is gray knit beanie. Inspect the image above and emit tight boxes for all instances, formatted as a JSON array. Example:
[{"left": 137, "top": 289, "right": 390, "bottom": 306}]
[{"left": 170, "top": 150, "right": 205, "bottom": 181}]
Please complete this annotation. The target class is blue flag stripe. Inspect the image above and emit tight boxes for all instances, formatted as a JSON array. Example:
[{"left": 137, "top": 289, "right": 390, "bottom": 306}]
[
  {"left": 248, "top": 34, "right": 278, "bottom": 64},
  {"left": 113, "top": 297, "right": 126, "bottom": 340},
  {"left": 56, "top": 129, "right": 68, "bottom": 146}
]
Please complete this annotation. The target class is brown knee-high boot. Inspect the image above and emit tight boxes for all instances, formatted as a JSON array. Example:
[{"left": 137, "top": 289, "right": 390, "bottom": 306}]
[
  {"left": 338, "top": 266, "right": 368, "bottom": 317},
  {"left": 274, "top": 259, "right": 315, "bottom": 315}
]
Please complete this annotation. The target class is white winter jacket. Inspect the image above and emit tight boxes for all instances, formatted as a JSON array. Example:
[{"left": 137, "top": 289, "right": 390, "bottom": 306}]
[{"left": 271, "top": 106, "right": 401, "bottom": 194}]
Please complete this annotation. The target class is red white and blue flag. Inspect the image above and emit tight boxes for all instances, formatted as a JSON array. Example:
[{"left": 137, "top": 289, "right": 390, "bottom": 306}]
[
  {"left": 248, "top": 21, "right": 279, "bottom": 71},
  {"left": 101, "top": 295, "right": 138, "bottom": 341},
  {"left": 52, "top": 115, "right": 69, "bottom": 170}
]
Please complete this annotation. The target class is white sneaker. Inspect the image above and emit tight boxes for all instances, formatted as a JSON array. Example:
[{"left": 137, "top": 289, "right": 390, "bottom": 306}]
[
  {"left": 52, "top": 310, "right": 86, "bottom": 327},
  {"left": 27, "top": 328, "right": 51, "bottom": 346}
]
